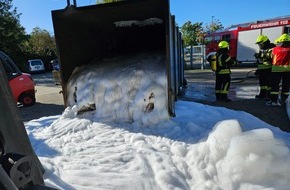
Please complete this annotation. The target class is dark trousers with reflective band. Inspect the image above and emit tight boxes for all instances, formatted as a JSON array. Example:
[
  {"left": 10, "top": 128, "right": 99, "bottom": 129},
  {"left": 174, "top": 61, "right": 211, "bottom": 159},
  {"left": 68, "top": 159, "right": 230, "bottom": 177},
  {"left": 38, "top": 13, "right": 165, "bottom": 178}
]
[
  {"left": 215, "top": 74, "right": 231, "bottom": 100},
  {"left": 270, "top": 72, "right": 290, "bottom": 102},
  {"left": 257, "top": 68, "right": 271, "bottom": 96}
]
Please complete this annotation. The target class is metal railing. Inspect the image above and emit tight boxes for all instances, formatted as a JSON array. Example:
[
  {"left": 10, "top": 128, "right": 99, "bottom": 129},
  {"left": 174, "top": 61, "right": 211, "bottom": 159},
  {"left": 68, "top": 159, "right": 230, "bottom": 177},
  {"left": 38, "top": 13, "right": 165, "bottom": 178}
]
[{"left": 184, "top": 45, "right": 207, "bottom": 70}]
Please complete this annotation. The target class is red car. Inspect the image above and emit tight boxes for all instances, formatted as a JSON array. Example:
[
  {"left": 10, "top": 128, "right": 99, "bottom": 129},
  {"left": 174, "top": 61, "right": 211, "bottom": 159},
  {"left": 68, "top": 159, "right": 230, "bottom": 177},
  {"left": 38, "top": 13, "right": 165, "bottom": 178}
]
[{"left": 0, "top": 51, "right": 36, "bottom": 106}]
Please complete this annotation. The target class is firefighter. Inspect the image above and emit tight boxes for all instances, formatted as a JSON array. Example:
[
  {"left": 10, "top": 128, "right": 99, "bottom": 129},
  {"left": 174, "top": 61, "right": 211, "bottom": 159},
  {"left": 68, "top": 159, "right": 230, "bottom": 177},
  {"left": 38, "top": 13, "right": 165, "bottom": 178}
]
[
  {"left": 266, "top": 33, "right": 290, "bottom": 106},
  {"left": 208, "top": 41, "right": 237, "bottom": 102},
  {"left": 254, "top": 35, "right": 275, "bottom": 99}
]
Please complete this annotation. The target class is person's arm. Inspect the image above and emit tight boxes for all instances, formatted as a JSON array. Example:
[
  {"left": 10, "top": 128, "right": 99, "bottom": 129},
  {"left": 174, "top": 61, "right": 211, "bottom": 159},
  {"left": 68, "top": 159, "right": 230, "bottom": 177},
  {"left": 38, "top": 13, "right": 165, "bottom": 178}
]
[{"left": 222, "top": 54, "right": 236, "bottom": 67}]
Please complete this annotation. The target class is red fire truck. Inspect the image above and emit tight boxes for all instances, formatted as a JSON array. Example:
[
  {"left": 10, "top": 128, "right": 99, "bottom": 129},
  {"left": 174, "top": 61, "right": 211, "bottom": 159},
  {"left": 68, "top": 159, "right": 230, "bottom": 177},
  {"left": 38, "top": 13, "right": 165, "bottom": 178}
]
[{"left": 204, "top": 16, "right": 290, "bottom": 63}]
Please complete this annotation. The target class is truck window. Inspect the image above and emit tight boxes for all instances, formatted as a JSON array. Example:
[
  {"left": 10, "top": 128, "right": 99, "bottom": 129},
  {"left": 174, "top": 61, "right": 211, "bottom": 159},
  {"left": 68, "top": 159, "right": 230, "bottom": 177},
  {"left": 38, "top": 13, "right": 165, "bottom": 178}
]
[
  {"left": 0, "top": 55, "right": 18, "bottom": 80},
  {"left": 222, "top": 34, "right": 231, "bottom": 42},
  {"left": 204, "top": 36, "right": 213, "bottom": 44},
  {"left": 214, "top": 36, "right": 220, "bottom": 42},
  {"left": 284, "top": 27, "right": 290, "bottom": 35}
]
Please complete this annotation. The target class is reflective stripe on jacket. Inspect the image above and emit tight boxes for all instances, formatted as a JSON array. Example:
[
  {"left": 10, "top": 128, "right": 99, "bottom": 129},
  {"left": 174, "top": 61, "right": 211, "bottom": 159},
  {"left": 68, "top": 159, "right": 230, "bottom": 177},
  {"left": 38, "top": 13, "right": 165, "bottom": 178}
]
[
  {"left": 257, "top": 48, "right": 273, "bottom": 70},
  {"left": 216, "top": 54, "right": 235, "bottom": 74}
]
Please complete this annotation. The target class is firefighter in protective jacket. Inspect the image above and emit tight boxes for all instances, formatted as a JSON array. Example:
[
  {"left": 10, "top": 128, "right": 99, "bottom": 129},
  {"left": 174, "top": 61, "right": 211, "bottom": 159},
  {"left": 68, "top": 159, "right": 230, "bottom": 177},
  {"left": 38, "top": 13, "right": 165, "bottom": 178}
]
[
  {"left": 207, "top": 41, "right": 237, "bottom": 102},
  {"left": 254, "top": 35, "right": 275, "bottom": 99},
  {"left": 266, "top": 33, "right": 290, "bottom": 106}
]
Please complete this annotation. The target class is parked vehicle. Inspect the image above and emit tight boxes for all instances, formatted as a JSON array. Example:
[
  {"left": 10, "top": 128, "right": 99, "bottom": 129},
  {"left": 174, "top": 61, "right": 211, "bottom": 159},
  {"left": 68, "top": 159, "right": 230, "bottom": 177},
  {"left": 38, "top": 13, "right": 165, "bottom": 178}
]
[
  {"left": 0, "top": 51, "right": 36, "bottom": 106},
  {"left": 27, "top": 59, "right": 45, "bottom": 73},
  {"left": 204, "top": 16, "right": 290, "bottom": 63},
  {"left": 50, "top": 59, "right": 60, "bottom": 71}
]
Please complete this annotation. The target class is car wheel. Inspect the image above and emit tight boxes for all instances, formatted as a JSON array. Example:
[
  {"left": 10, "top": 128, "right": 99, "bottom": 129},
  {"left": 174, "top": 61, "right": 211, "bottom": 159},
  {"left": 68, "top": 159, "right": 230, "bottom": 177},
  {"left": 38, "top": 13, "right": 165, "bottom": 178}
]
[{"left": 19, "top": 93, "right": 36, "bottom": 107}]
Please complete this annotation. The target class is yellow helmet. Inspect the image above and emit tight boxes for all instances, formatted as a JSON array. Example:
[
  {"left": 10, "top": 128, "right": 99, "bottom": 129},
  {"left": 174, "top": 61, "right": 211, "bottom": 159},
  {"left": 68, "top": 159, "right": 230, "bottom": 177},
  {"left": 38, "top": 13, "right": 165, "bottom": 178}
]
[
  {"left": 274, "top": 38, "right": 280, "bottom": 44},
  {"left": 275, "top": 33, "right": 290, "bottom": 44},
  {"left": 218, "top": 41, "right": 229, "bottom": 49},
  {"left": 255, "top": 35, "right": 268, "bottom": 44}
]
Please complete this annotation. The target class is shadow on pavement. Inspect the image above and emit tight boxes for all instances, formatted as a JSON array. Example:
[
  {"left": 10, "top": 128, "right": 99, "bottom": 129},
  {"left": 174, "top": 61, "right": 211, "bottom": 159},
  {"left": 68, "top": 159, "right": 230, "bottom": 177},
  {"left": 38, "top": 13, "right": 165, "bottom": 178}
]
[{"left": 19, "top": 103, "right": 65, "bottom": 122}]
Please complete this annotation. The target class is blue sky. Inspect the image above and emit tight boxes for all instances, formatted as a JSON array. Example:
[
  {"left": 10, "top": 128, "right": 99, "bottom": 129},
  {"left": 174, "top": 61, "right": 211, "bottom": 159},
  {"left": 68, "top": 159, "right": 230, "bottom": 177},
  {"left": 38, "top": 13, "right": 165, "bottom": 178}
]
[{"left": 13, "top": 0, "right": 290, "bottom": 34}]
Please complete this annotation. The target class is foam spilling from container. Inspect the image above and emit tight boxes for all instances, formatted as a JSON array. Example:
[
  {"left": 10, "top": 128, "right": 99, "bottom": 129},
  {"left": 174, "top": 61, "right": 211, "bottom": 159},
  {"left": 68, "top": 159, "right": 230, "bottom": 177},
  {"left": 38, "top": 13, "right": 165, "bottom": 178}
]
[{"left": 66, "top": 53, "right": 169, "bottom": 126}]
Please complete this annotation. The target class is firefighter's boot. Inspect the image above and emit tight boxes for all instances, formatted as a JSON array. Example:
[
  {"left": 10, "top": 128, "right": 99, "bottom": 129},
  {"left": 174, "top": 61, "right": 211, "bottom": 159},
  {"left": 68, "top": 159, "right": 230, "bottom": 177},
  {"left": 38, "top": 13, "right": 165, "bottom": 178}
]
[
  {"left": 281, "top": 94, "right": 288, "bottom": 106},
  {"left": 215, "top": 93, "right": 221, "bottom": 101},
  {"left": 265, "top": 90, "right": 271, "bottom": 101},
  {"left": 222, "top": 94, "right": 231, "bottom": 102},
  {"left": 255, "top": 89, "right": 266, "bottom": 99}
]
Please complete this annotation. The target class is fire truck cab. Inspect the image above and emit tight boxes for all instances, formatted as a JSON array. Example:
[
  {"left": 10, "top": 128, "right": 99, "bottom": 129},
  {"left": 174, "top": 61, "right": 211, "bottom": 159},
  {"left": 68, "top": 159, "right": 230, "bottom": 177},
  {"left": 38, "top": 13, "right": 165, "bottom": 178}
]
[
  {"left": 205, "top": 16, "right": 290, "bottom": 64},
  {"left": 204, "top": 30, "right": 238, "bottom": 60}
]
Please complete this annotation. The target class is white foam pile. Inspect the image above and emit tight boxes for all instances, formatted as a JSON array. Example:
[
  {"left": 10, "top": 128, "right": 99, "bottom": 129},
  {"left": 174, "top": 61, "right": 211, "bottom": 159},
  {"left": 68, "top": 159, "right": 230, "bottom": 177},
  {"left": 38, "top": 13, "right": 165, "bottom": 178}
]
[{"left": 66, "top": 53, "right": 169, "bottom": 126}]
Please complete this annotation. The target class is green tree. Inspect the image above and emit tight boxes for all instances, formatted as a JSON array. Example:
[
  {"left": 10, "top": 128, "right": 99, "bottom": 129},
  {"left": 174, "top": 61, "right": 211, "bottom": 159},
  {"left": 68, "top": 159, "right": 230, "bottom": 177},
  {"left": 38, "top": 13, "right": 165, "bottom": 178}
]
[
  {"left": 25, "top": 27, "right": 57, "bottom": 70},
  {"left": 180, "top": 21, "right": 204, "bottom": 46},
  {"left": 0, "top": 0, "right": 27, "bottom": 63},
  {"left": 205, "top": 18, "right": 224, "bottom": 33},
  {"left": 26, "top": 27, "right": 56, "bottom": 57}
]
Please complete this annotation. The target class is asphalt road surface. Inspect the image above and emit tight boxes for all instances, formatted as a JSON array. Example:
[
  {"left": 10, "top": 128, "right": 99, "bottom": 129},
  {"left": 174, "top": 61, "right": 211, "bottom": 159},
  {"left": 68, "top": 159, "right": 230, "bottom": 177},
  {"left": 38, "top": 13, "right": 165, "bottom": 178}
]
[
  {"left": 181, "top": 66, "right": 290, "bottom": 132},
  {"left": 19, "top": 72, "right": 65, "bottom": 122}
]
